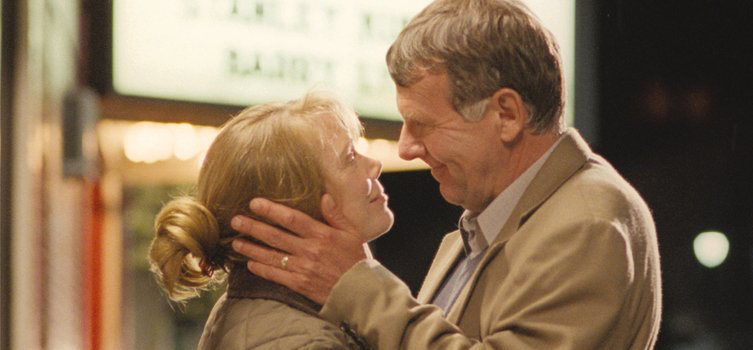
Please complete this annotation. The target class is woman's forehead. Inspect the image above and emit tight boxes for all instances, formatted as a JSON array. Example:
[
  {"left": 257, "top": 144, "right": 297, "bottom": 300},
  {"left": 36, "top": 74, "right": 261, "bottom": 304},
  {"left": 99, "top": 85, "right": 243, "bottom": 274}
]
[
  {"left": 316, "top": 113, "right": 357, "bottom": 140},
  {"left": 321, "top": 127, "right": 352, "bottom": 156}
]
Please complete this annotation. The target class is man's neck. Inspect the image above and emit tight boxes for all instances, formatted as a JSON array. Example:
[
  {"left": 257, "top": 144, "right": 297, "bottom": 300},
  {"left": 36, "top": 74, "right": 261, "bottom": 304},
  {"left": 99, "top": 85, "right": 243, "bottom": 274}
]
[
  {"left": 460, "top": 127, "right": 563, "bottom": 213},
  {"left": 479, "top": 130, "right": 561, "bottom": 212},
  {"left": 509, "top": 131, "right": 561, "bottom": 176},
  {"left": 460, "top": 129, "right": 565, "bottom": 249}
]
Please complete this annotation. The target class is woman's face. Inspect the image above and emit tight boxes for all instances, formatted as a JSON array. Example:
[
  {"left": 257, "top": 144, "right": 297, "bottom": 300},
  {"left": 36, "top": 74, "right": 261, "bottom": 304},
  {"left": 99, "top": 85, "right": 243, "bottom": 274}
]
[{"left": 319, "top": 115, "right": 394, "bottom": 242}]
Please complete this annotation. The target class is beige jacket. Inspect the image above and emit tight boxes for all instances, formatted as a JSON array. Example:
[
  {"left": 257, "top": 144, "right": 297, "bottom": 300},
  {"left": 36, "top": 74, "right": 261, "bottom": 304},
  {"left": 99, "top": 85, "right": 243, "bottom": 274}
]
[
  {"left": 321, "top": 129, "right": 662, "bottom": 349},
  {"left": 199, "top": 269, "right": 367, "bottom": 350}
]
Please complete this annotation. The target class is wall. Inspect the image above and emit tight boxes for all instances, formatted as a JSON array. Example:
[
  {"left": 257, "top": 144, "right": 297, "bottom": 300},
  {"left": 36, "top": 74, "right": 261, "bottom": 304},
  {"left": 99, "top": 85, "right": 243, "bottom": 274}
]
[{"left": 9, "top": 0, "right": 87, "bottom": 349}]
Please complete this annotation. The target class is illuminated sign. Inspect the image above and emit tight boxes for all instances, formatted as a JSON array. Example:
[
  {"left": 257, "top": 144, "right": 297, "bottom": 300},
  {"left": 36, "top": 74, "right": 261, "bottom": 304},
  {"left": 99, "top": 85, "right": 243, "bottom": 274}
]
[{"left": 113, "top": 0, "right": 574, "bottom": 122}]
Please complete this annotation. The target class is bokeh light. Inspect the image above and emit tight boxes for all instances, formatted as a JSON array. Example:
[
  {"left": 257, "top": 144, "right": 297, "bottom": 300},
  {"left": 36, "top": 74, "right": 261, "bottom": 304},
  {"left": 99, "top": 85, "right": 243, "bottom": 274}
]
[
  {"left": 356, "top": 137, "right": 370, "bottom": 154},
  {"left": 123, "top": 122, "right": 173, "bottom": 164},
  {"left": 172, "top": 123, "right": 199, "bottom": 160},
  {"left": 693, "top": 231, "right": 730, "bottom": 268},
  {"left": 123, "top": 122, "right": 218, "bottom": 164}
]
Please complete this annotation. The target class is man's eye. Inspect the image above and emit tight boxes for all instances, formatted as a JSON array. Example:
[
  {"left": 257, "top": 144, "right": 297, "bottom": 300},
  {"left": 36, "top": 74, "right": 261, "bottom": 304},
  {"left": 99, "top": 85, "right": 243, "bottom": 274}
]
[{"left": 406, "top": 119, "right": 429, "bottom": 133}]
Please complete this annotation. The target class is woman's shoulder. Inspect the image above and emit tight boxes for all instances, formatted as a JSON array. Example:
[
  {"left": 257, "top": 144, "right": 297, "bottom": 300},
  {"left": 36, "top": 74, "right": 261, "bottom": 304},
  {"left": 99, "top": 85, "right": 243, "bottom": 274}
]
[{"left": 199, "top": 295, "right": 367, "bottom": 349}]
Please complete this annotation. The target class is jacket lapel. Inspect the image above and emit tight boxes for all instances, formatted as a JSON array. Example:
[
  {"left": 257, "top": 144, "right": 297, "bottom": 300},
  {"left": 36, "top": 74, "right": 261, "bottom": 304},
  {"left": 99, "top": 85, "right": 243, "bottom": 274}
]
[
  {"left": 446, "top": 129, "right": 592, "bottom": 325},
  {"left": 417, "top": 230, "right": 464, "bottom": 304}
]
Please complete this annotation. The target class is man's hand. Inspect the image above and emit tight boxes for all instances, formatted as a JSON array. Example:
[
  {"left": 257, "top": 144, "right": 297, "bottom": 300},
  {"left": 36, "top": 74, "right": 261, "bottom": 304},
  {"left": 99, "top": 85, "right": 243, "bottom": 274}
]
[{"left": 231, "top": 195, "right": 369, "bottom": 304}]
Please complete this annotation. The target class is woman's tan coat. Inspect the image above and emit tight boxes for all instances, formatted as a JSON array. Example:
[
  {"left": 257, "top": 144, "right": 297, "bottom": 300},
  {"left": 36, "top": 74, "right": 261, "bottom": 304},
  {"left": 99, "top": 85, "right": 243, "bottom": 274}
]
[{"left": 198, "top": 269, "right": 366, "bottom": 350}]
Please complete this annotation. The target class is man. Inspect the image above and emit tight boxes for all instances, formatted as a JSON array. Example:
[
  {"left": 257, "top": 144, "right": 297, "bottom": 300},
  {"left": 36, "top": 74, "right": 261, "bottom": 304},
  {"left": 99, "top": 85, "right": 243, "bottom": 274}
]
[{"left": 231, "top": 0, "right": 662, "bottom": 348}]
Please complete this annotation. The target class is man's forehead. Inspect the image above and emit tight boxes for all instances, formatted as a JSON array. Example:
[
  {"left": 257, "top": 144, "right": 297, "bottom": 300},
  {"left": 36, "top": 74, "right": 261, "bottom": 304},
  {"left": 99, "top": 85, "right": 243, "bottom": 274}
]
[
  {"left": 396, "top": 97, "right": 424, "bottom": 123},
  {"left": 397, "top": 76, "right": 452, "bottom": 118}
]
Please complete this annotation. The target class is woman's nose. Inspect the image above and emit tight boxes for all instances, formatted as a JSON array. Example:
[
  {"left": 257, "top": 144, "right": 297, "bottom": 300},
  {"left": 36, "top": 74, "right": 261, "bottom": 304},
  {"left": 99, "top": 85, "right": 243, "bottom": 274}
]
[{"left": 368, "top": 157, "right": 383, "bottom": 178}]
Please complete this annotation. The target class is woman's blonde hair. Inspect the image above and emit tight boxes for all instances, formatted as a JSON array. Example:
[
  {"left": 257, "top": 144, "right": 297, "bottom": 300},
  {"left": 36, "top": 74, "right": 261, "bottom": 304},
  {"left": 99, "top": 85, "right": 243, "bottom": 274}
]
[{"left": 148, "top": 92, "right": 362, "bottom": 302}]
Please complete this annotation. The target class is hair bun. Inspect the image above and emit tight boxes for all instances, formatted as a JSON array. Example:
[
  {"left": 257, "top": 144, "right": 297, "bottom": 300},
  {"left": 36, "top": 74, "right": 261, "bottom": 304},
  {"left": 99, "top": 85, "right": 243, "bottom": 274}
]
[{"left": 148, "top": 197, "right": 223, "bottom": 302}]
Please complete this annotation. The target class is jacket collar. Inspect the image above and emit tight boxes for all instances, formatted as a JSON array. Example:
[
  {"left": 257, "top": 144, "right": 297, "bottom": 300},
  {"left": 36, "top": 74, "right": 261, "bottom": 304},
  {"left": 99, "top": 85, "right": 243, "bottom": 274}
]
[
  {"left": 446, "top": 128, "right": 592, "bottom": 323},
  {"left": 226, "top": 265, "right": 321, "bottom": 317},
  {"left": 417, "top": 232, "right": 465, "bottom": 304},
  {"left": 493, "top": 128, "right": 591, "bottom": 246}
]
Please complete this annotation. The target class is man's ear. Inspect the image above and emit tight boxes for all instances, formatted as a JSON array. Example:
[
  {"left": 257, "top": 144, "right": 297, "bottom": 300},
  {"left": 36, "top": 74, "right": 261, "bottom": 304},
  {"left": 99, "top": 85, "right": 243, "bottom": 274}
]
[{"left": 490, "top": 88, "right": 528, "bottom": 144}]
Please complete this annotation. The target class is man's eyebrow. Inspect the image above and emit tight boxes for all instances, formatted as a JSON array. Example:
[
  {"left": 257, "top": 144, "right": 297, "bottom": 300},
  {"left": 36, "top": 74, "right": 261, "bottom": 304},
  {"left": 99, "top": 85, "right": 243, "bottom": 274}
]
[
  {"left": 396, "top": 103, "right": 416, "bottom": 120},
  {"left": 401, "top": 109, "right": 421, "bottom": 122}
]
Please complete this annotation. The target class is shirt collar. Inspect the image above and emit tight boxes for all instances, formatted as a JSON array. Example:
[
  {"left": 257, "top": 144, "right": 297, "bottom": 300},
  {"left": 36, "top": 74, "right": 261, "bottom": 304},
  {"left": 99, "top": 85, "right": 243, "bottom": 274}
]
[
  {"left": 458, "top": 213, "right": 484, "bottom": 257},
  {"left": 459, "top": 135, "right": 565, "bottom": 253}
]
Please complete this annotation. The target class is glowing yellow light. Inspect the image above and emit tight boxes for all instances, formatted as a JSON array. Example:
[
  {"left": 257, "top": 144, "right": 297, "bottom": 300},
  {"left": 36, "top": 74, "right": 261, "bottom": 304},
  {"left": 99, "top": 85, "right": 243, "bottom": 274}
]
[
  {"left": 123, "top": 122, "right": 173, "bottom": 163},
  {"left": 693, "top": 231, "right": 730, "bottom": 268},
  {"left": 194, "top": 127, "right": 219, "bottom": 168},
  {"left": 356, "top": 137, "right": 370, "bottom": 154},
  {"left": 369, "top": 138, "right": 393, "bottom": 160},
  {"left": 123, "top": 122, "right": 215, "bottom": 164},
  {"left": 172, "top": 123, "right": 199, "bottom": 160},
  {"left": 196, "top": 127, "right": 218, "bottom": 152},
  {"left": 117, "top": 120, "right": 428, "bottom": 171}
]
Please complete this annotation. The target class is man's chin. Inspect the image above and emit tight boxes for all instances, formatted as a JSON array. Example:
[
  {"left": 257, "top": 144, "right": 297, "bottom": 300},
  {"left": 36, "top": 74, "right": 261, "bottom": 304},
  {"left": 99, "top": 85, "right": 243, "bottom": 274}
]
[
  {"left": 430, "top": 163, "right": 449, "bottom": 181},
  {"left": 438, "top": 184, "right": 463, "bottom": 208}
]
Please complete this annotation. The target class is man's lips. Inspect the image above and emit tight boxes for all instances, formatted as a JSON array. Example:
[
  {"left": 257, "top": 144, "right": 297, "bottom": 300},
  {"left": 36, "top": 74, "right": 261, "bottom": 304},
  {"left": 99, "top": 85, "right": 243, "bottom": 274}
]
[{"left": 430, "top": 163, "right": 448, "bottom": 179}]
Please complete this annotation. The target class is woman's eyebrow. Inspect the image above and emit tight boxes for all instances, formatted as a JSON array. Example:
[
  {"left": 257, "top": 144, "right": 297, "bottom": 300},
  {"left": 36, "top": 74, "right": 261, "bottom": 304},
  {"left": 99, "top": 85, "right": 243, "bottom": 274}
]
[{"left": 338, "top": 142, "right": 351, "bottom": 159}]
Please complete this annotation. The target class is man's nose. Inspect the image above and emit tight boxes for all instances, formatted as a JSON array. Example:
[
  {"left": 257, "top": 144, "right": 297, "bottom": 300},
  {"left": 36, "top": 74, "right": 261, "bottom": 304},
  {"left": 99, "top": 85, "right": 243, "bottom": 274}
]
[{"left": 397, "top": 125, "right": 424, "bottom": 161}]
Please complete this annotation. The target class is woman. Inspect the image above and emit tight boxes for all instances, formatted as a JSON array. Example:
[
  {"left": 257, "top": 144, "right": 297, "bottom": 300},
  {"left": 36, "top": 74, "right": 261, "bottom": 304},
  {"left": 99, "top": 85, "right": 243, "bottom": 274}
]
[{"left": 148, "top": 92, "right": 394, "bottom": 349}]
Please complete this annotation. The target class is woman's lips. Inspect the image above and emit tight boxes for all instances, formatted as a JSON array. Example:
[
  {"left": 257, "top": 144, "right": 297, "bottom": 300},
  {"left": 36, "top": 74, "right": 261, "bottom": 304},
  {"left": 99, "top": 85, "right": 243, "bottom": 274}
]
[{"left": 370, "top": 192, "right": 388, "bottom": 203}]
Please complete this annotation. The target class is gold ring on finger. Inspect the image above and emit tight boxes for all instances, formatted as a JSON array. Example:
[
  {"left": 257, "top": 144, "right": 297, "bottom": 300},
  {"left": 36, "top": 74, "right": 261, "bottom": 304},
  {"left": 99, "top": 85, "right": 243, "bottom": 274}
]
[{"left": 280, "top": 255, "right": 289, "bottom": 270}]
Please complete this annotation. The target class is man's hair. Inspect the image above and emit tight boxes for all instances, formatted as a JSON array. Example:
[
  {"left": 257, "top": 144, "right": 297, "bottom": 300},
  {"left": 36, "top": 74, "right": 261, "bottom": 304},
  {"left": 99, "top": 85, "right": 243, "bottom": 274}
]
[{"left": 387, "top": 0, "right": 565, "bottom": 133}]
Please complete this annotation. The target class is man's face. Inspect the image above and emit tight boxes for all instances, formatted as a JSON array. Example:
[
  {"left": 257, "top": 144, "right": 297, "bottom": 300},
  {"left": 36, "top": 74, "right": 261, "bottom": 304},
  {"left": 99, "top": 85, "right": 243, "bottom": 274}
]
[{"left": 396, "top": 72, "right": 509, "bottom": 212}]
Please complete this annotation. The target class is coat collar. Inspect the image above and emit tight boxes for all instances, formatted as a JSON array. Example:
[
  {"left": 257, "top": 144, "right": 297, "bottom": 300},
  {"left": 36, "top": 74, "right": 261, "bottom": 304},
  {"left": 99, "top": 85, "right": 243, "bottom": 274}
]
[
  {"left": 446, "top": 128, "right": 592, "bottom": 323},
  {"left": 226, "top": 264, "right": 321, "bottom": 317},
  {"left": 417, "top": 231, "right": 465, "bottom": 304},
  {"left": 493, "top": 128, "right": 591, "bottom": 247}
]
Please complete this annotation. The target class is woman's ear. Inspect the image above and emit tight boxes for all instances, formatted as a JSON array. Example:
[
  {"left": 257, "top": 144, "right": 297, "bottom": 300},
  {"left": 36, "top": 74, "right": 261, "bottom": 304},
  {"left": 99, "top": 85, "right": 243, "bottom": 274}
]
[{"left": 490, "top": 88, "right": 528, "bottom": 144}]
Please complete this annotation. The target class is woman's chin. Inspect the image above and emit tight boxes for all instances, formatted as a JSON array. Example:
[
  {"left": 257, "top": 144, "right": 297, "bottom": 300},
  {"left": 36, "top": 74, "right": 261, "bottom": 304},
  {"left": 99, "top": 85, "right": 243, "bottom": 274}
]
[{"left": 363, "top": 212, "right": 395, "bottom": 242}]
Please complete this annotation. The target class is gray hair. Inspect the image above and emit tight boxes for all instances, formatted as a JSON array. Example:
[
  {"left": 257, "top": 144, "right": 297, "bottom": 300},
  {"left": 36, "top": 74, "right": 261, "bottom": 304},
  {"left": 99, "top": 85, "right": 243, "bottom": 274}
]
[{"left": 387, "top": 0, "right": 565, "bottom": 133}]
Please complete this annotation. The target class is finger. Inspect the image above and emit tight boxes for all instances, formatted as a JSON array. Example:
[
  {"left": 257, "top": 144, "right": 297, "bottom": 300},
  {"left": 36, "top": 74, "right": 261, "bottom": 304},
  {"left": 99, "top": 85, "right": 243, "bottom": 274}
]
[
  {"left": 231, "top": 215, "right": 301, "bottom": 254},
  {"left": 232, "top": 239, "right": 302, "bottom": 273},
  {"left": 249, "top": 198, "right": 331, "bottom": 239},
  {"left": 320, "top": 194, "right": 357, "bottom": 232}
]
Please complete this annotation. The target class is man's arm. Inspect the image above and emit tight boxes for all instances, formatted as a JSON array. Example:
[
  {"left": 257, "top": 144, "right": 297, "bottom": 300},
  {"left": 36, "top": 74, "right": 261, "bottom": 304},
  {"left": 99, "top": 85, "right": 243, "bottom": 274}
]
[
  {"left": 232, "top": 198, "right": 652, "bottom": 349},
  {"left": 318, "top": 219, "right": 646, "bottom": 349}
]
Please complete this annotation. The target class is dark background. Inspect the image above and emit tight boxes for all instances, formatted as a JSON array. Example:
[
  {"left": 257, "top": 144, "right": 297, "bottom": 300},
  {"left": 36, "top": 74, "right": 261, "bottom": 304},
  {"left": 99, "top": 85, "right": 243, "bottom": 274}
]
[{"left": 375, "top": 1, "right": 753, "bottom": 349}]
